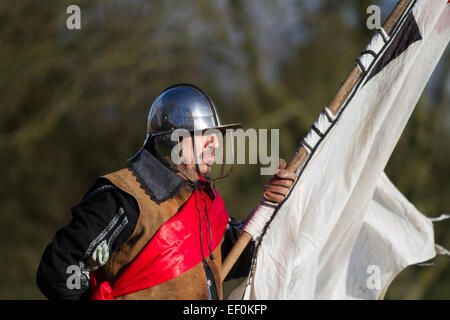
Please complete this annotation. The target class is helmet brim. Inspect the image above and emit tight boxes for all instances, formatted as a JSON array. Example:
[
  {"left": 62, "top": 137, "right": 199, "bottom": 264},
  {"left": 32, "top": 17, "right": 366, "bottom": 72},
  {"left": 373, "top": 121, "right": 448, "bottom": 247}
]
[{"left": 127, "top": 123, "right": 243, "bottom": 162}]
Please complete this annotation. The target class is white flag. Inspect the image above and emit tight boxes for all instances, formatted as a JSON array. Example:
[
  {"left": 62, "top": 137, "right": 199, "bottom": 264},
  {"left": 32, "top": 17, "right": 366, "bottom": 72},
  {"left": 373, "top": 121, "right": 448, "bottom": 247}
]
[{"left": 231, "top": 0, "right": 450, "bottom": 300}]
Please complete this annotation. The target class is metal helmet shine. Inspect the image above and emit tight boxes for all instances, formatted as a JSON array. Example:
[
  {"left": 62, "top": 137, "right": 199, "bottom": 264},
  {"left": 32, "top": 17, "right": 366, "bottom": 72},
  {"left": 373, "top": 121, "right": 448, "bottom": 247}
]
[{"left": 131, "top": 83, "right": 241, "bottom": 180}]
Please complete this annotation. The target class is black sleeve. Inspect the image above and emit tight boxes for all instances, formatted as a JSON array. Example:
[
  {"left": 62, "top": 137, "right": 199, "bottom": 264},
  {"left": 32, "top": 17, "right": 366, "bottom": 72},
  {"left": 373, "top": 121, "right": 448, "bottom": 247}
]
[
  {"left": 221, "top": 217, "right": 255, "bottom": 281},
  {"left": 36, "top": 179, "right": 139, "bottom": 300}
]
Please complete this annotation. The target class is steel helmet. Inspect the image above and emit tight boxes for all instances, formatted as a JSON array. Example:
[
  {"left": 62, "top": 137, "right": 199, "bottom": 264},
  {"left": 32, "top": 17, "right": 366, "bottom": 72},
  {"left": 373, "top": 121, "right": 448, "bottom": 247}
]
[{"left": 130, "top": 83, "right": 242, "bottom": 181}]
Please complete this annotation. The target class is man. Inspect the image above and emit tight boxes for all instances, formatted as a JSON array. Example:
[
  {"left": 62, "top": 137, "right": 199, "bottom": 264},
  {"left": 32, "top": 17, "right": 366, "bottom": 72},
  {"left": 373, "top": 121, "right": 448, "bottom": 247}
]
[{"left": 36, "top": 83, "right": 296, "bottom": 300}]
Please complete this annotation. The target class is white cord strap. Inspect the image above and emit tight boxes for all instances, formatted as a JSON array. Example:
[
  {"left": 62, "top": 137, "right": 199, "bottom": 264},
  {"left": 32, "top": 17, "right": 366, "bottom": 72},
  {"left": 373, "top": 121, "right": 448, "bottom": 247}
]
[{"left": 243, "top": 202, "right": 276, "bottom": 241}]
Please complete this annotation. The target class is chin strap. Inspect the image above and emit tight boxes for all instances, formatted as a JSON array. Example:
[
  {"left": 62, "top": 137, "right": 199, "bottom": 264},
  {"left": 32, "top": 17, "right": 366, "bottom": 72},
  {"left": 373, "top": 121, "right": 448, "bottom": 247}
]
[
  {"left": 191, "top": 180, "right": 215, "bottom": 261},
  {"left": 191, "top": 179, "right": 217, "bottom": 300}
]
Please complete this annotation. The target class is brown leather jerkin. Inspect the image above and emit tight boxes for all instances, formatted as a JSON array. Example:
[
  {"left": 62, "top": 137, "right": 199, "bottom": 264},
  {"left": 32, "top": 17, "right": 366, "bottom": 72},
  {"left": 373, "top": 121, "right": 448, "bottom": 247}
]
[{"left": 94, "top": 168, "right": 224, "bottom": 300}]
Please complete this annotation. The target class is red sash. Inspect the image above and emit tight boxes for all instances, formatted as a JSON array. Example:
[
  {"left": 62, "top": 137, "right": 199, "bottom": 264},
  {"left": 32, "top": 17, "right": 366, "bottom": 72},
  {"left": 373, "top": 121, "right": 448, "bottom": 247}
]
[{"left": 90, "top": 187, "right": 229, "bottom": 299}]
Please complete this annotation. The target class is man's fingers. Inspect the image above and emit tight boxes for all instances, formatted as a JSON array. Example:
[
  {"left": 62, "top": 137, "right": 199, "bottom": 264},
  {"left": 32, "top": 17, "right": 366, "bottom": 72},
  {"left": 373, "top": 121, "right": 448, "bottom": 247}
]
[
  {"left": 266, "top": 178, "right": 293, "bottom": 188},
  {"left": 275, "top": 169, "right": 296, "bottom": 181},
  {"left": 278, "top": 159, "right": 287, "bottom": 170},
  {"left": 264, "top": 184, "right": 289, "bottom": 196},
  {"left": 263, "top": 191, "right": 285, "bottom": 203},
  {"left": 263, "top": 159, "right": 296, "bottom": 203}
]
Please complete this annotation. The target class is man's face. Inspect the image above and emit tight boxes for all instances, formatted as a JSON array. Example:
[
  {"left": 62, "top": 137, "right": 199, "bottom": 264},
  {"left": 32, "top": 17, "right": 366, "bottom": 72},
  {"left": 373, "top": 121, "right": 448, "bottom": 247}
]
[{"left": 177, "top": 132, "right": 220, "bottom": 178}]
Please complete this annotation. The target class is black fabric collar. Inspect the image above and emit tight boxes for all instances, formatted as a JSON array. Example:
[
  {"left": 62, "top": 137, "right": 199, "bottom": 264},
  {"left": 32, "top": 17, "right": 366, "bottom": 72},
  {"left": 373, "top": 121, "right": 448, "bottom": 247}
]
[{"left": 128, "top": 149, "right": 186, "bottom": 204}]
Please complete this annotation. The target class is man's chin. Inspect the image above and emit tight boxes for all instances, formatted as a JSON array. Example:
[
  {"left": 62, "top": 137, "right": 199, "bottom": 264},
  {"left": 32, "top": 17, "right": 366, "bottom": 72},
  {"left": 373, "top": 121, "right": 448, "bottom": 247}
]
[{"left": 199, "top": 164, "right": 212, "bottom": 176}]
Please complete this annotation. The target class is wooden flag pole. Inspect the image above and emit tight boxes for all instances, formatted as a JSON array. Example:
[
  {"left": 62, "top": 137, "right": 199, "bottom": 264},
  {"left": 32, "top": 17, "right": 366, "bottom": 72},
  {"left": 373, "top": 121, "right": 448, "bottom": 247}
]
[{"left": 221, "top": 0, "right": 414, "bottom": 282}]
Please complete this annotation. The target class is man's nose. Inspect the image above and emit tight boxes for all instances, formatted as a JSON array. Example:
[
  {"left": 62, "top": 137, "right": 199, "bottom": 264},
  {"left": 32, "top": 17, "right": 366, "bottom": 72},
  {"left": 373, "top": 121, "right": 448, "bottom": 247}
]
[{"left": 206, "top": 133, "right": 219, "bottom": 149}]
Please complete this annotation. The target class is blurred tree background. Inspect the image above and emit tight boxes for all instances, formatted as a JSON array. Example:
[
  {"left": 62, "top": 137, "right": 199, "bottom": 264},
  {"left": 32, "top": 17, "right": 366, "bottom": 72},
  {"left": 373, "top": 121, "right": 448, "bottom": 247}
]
[{"left": 0, "top": 0, "right": 448, "bottom": 299}]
